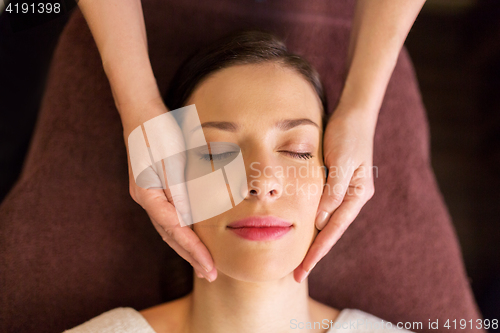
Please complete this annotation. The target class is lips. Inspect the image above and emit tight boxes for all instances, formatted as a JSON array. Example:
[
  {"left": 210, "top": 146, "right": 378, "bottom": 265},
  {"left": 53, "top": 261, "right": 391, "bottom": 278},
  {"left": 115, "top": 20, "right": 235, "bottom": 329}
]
[{"left": 227, "top": 216, "right": 292, "bottom": 241}]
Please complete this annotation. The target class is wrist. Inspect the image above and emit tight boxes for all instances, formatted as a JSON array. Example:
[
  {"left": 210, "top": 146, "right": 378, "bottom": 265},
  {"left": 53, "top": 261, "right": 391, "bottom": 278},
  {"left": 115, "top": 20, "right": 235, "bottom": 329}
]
[
  {"left": 119, "top": 96, "right": 170, "bottom": 142},
  {"left": 331, "top": 99, "right": 379, "bottom": 126},
  {"left": 336, "top": 72, "right": 390, "bottom": 118},
  {"left": 328, "top": 103, "right": 378, "bottom": 141},
  {"left": 102, "top": 50, "right": 162, "bottom": 113}
]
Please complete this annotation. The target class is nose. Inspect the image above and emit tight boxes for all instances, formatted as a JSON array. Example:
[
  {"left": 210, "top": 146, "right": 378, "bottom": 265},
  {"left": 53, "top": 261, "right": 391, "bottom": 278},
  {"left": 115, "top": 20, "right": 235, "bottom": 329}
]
[
  {"left": 244, "top": 159, "right": 283, "bottom": 202},
  {"left": 248, "top": 179, "right": 283, "bottom": 200}
]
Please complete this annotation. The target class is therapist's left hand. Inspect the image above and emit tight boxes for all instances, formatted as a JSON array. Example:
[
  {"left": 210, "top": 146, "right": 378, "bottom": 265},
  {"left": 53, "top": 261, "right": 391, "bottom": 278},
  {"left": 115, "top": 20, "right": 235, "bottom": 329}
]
[{"left": 294, "top": 105, "right": 376, "bottom": 283}]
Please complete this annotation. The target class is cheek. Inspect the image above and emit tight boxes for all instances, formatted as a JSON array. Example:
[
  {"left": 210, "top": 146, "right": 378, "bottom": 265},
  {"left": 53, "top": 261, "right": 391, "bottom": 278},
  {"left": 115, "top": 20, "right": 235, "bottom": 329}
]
[
  {"left": 282, "top": 161, "right": 325, "bottom": 212},
  {"left": 191, "top": 219, "right": 226, "bottom": 269},
  {"left": 281, "top": 164, "right": 324, "bottom": 258},
  {"left": 192, "top": 217, "right": 216, "bottom": 244}
]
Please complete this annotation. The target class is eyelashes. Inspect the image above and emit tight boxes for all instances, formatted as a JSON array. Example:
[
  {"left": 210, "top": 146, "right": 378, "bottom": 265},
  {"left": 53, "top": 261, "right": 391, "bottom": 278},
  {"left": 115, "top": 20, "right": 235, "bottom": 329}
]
[
  {"left": 280, "top": 151, "right": 313, "bottom": 160},
  {"left": 199, "top": 151, "right": 237, "bottom": 161},
  {"left": 198, "top": 151, "right": 313, "bottom": 161}
]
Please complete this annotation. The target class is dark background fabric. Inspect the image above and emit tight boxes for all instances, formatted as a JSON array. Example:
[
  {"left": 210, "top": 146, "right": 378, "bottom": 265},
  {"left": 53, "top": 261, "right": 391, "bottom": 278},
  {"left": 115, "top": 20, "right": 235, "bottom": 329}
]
[{"left": 0, "top": 0, "right": 493, "bottom": 332}]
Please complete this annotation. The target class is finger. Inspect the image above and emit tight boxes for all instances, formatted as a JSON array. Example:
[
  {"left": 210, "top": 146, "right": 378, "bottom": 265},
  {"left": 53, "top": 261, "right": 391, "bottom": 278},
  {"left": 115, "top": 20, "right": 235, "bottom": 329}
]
[
  {"left": 302, "top": 184, "right": 370, "bottom": 274},
  {"left": 315, "top": 160, "right": 354, "bottom": 230},
  {"left": 149, "top": 217, "right": 216, "bottom": 281},
  {"left": 159, "top": 154, "right": 193, "bottom": 227},
  {"left": 165, "top": 235, "right": 216, "bottom": 282},
  {"left": 297, "top": 166, "right": 375, "bottom": 282},
  {"left": 163, "top": 223, "right": 215, "bottom": 275},
  {"left": 164, "top": 228, "right": 217, "bottom": 282},
  {"left": 166, "top": 236, "right": 213, "bottom": 281},
  {"left": 139, "top": 188, "right": 184, "bottom": 228},
  {"left": 148, "top": 213, "right": 215, "bottom": 275},
  {"left": 136, "top": 172, "right": 213, "bottom": 275},
  {"left": 293, "top": 262, "right": 309, "bottom": 284}
]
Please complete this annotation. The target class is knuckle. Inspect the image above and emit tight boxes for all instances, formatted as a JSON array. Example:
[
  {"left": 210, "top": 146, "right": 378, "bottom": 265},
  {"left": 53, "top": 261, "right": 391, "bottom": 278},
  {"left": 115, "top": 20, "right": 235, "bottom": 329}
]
[
  {"left": 328, "top": 192, "right": 344, "bottom": 206},
  {"left": 185, "top": 245, "right": 196, "bottom": 258},
  {"left": 192, "top": 237, "right": 205, "bottom": 253},
  {"left": 155, "top": 209, "right": 180, "bottom": 230},
  {"left": 163, "top": 227, "right": 176, "bottom": 239},
  {"left": 333, "top": 219, "right": 348, "bottom": 234},
  {"left": 185, "top": 237, "right": 202, "bottom": 258}
]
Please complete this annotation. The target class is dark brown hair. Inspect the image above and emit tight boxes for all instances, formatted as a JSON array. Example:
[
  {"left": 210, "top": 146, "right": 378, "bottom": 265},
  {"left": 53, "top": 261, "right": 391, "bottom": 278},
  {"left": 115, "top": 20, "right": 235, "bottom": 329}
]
[{"left": 164, "top": 29, "right": 327, "bottom": 123}]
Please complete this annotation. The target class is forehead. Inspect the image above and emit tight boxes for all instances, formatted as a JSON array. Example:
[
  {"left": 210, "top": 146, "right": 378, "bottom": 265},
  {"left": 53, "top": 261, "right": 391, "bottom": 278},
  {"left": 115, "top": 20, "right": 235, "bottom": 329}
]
[{"left": 184, "top": 62, "right": 323, "bottom": 126}]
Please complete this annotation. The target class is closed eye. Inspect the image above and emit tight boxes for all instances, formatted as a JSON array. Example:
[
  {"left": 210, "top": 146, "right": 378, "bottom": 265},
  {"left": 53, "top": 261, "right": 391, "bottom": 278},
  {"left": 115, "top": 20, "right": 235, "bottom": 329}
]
[{"left": 199, "top": 151, "right": 237, "bottom": 161}]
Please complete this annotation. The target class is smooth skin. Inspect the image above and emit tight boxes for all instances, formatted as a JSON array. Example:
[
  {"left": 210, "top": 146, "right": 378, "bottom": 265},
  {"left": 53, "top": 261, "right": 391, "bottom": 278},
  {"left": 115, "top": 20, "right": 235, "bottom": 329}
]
[
  {"left": 140, "top": 62, "right": 340, "bottom": 333},
  {"left": 77, "top": 0, "right": 426, "bottom": 283}
]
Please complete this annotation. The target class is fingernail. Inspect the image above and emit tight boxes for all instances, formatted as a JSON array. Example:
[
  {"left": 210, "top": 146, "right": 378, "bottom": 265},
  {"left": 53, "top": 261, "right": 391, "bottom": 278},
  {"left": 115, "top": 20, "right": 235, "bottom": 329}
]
[
  {"left": 315, "top": 210, "right": 329, "bottom": 230},
  {"left": 299, "top": 271, "right": 310, "bottom": 283},
  {"left": 201, "top": 266, "right": 214, "bottom": 282},
  {"left": 305, "top": 262, "right": 317, "bottom": 274},
  {"left": 200, "top": 262, "right": 212, "bottom": 273}
]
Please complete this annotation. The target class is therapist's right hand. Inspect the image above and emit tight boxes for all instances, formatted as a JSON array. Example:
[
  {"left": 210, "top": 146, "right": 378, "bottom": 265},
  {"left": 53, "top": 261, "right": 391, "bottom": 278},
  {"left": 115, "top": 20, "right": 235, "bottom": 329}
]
[{"left": 122, "top": 99, "right": 217, "bottom": 283}]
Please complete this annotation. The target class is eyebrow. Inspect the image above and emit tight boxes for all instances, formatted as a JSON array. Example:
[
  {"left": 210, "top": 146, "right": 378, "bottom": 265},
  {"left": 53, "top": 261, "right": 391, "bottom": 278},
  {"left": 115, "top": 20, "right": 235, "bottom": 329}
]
[
  {"left": 198, "top": 121, "right": 239, "bottom": 132},
  {"left": 193, "top": 118, "right": 319, "bottom": 133},
  {"left": 275, "top": 118, "right": 319, "bottom": 131}
]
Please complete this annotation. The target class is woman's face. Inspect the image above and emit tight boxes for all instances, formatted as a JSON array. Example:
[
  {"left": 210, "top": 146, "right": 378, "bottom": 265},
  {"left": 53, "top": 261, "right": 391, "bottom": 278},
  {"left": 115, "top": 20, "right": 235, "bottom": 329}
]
[{"left": 184, "top": 62, "right": 325, "bottom": 282}]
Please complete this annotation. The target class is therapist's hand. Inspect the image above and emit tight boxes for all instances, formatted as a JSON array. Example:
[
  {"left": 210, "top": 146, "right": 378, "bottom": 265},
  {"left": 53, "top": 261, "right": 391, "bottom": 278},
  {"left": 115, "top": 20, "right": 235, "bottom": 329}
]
[
  {"left": 123, "top": 99, "right": 217, "bottom": 283},
  {"left": 294, "top": 105, "right": 376, "bottom": 283}
]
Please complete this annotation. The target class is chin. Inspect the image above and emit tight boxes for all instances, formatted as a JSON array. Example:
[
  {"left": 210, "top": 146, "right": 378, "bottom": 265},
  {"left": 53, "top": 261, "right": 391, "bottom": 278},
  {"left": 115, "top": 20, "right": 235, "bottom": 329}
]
[
  {"left": 218, "top": 255, "right": 299, "bottom": 282},
  {"left": 213, "top": 238, "right": 311, "bottom": 282}
]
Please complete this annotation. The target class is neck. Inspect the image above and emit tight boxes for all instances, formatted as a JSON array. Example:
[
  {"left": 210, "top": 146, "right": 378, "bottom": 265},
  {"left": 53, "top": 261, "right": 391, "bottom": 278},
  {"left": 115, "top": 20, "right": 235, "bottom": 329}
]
[{"left": 186, "top": 271, "right": 315, "bottom": 333}]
